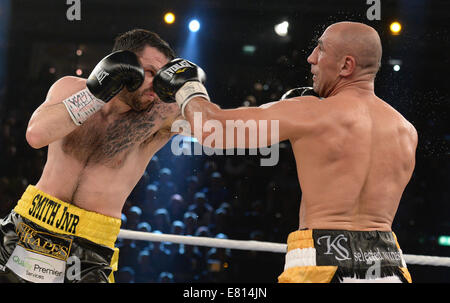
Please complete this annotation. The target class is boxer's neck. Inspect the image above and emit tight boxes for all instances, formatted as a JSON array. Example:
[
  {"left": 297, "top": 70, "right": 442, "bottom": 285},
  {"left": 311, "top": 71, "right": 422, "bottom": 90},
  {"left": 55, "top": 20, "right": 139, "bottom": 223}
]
[{"left": 327, "top": 77, "right": 374, "bottom": 98}]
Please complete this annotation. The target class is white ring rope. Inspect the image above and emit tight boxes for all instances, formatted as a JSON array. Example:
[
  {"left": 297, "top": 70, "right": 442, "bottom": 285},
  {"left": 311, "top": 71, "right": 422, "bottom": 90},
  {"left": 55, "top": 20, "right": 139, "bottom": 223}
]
[
  {"left": 119, "top": 229, "right": 286, "bottom": 253},
  {"left": 118, "top": 229, "right": 450, "bottom": 267}
]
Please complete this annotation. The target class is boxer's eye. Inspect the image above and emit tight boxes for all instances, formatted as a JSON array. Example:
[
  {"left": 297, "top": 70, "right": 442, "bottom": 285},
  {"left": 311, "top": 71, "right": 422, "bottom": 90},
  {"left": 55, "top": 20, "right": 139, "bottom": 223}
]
[{"left": 317, "top": 39, "right": 324, "bottom": 51}]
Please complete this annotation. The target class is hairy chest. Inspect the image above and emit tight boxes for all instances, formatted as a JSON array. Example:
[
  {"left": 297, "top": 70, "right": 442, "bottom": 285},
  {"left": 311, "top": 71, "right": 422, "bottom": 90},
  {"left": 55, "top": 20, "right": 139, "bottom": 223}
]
[{"left": 62, "top": 102, "right": 179, "bottom": 167}]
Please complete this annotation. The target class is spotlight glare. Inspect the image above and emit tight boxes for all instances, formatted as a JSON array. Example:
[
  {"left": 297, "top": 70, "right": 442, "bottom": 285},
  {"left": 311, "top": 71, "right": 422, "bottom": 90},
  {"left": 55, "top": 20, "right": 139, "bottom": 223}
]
[
  {"left": 189, "top": 19, "right": 200, "bottom": 32},
  {"left": 76, "top": 69, "right": 83, "bottom": 76},
  {"left": 390, "top": 21, "right": 402, "bottom": 35},
  {"left": 393, "top": 64, "right": 400, "bottom": 72},
  {"left": 274, "top": 21, "right": 289, "bottom": 37},
  {"left": 164, "top": 12, "right": 175, "bottom": 24}
]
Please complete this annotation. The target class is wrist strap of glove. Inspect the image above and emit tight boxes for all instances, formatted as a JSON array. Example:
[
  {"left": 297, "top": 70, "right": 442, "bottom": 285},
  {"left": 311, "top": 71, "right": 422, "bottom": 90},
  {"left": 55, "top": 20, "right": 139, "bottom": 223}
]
[
  {"left": 175, "top": 81, "right": 210, "bottom": 118},
  {"left": 62, "top": 87, "right": 106, "bottom": 125}
]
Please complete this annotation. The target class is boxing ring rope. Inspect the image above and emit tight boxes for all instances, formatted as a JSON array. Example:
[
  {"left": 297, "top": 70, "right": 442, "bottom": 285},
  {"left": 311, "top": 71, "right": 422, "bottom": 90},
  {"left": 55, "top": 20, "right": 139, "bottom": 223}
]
[{"left": 118, "top": 229, "right": 450, "bottom": 267}]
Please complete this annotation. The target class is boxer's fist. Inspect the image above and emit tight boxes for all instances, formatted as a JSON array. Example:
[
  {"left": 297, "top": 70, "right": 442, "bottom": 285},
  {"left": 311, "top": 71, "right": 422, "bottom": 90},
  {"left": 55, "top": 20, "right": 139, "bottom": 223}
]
[
  {"left": 281, "top": 87, "right": 318, "bottom": 100},
  {"left": 153, "top": 58, "right": 210, "bottom": 115},
  {"left": 86, "top": 50, "right": 145, "bottom": 102}
]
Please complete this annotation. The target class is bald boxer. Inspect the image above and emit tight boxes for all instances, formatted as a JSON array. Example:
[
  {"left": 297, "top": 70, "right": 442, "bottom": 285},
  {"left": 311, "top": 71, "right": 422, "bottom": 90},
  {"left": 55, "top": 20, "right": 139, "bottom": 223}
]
[
  {"left": 154, "top": 22, "right": 418, "bottom": 283},
  {"left": 0, "top": 29, "right": 181, "bottom": 283}
]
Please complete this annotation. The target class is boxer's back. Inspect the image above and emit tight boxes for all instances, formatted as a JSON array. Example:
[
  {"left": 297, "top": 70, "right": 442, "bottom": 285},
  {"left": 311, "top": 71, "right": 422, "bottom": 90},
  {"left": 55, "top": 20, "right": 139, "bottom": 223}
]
[{"left": 292, "top": 90, "right": 418, "bottom": 231}]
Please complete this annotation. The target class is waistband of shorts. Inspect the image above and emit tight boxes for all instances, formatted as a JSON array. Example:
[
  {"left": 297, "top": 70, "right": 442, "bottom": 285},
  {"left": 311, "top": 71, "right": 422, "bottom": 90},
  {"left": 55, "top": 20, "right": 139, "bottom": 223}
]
[
  {"left": 284, "top": 229, "right": 407, "bottom": 270},
  {"left": 286, "top": 229, "right": 402, "bottom": 250},
  {"left": 13, "top": 185, "right": 121, "bottom": 249}
]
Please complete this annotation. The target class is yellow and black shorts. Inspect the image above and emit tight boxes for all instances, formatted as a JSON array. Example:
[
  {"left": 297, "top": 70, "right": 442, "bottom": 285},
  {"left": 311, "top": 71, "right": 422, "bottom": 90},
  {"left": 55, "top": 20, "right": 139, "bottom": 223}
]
[
  {"left": 278, "top": 229, "right": 412, "bottom": 283},
  {"left": 0, "top": 185, "right": 121, "bottom": 283}
]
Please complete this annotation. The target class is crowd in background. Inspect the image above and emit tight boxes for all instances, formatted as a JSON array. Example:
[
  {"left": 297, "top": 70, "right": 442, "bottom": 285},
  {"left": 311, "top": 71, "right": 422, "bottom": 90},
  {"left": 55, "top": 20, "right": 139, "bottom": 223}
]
[{"left": 0, "top": 48, "right": 449, "bottom": 283}]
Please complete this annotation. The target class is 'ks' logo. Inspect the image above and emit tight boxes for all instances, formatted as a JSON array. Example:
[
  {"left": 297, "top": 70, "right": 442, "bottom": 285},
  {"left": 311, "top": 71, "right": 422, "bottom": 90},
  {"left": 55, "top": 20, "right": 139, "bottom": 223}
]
[{"left": 317, "top": 234, "right": 351, "bottom": 261}]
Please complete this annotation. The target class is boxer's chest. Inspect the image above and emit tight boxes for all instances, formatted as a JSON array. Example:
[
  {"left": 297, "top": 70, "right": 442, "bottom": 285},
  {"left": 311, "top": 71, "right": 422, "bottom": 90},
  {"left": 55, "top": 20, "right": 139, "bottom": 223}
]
[{"left": 61, "top": 102, "right": 177, "bottom": 167}]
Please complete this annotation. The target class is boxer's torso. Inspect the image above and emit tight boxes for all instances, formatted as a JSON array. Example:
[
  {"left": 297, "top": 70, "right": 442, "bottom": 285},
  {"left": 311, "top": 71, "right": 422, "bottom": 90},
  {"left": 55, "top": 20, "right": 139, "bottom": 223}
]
[
  {"left": 291, "top": 90, "right": 417, "bottom": 231},
  {"left": 35, "top": 91, "right": 180, "bottom": 218}
]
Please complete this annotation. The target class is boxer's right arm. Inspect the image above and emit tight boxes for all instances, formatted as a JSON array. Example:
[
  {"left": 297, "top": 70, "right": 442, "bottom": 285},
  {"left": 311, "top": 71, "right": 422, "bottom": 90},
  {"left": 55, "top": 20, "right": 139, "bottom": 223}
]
[
  {"left": 26, "top": 50, "right": 144, "bottom": 149},
  {"left": 26, "top": 76, "right": 89, "bottom": 149}
]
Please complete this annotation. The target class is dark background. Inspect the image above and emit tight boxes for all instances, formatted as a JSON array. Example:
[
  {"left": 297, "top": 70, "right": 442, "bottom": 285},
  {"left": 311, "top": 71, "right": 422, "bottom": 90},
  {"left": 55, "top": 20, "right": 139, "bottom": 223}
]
[{"left": 0, "top": 0, "right": 448, "bottom": 283}]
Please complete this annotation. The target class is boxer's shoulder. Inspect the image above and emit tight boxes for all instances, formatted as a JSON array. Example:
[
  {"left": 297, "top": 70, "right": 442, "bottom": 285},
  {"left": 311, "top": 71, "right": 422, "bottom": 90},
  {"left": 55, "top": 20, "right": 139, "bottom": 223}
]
[
  {"left": 50, "top": 76, "right": 86, "bottom": 92},
  {"left": 374, "top": 97, "right": 415, "bottom": 131},
  {"left": 45, "top": 76, "right": 87, "bottom": 104}
]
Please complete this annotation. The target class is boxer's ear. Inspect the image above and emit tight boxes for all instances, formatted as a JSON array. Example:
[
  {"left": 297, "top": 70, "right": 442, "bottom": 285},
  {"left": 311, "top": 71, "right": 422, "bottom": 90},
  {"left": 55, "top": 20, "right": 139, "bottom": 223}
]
[{"left": 339, "top": 55, "right": 356, "bottom": 77}]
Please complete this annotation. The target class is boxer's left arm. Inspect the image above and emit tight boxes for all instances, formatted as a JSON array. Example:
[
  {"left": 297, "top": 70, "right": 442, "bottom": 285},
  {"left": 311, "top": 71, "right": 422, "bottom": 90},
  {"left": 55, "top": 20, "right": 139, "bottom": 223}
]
[
  {"left": 183, "top": 96, "right": 323, "bottom": 149},
  {"left": 153, "top": 58, "right": 325, "bottom": 148}
]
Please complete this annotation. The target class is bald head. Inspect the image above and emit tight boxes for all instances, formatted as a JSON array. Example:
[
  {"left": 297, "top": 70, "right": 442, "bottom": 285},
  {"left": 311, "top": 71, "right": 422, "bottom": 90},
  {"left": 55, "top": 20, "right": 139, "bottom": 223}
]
[{"left": 323, "top": 22, "right": 382, "bottom": 78}]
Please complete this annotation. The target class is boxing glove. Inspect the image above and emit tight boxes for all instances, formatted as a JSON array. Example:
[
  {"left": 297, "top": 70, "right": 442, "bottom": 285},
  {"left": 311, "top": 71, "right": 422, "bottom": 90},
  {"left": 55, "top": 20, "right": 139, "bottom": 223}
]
[
  {"left": 63, "top": 50, "right": 144, "bottom": 125},
  {"left": 86, "top": 50, "right": 145, "bottom": 102},
  {"left": 153, "top": 58, "right": 210, "bottom": 117},
  {"left": 281, "top": 87, "right": 318, "bottom": 100}
]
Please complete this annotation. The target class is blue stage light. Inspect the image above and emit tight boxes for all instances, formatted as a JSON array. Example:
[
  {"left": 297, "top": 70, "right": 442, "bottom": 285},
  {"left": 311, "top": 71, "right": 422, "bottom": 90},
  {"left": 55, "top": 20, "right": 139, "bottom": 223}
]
[{"left": 189, "top": 19, "right": 200, "bottom": 32}]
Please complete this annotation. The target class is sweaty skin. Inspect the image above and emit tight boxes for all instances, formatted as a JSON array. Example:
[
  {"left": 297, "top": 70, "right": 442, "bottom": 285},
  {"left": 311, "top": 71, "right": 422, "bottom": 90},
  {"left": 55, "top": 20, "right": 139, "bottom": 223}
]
[
  {"left": 183, "top": 22, "right": 418, "bottom": 231},
  {"left": 26, "top": 46, "right": 181, "bottom": 218}
]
